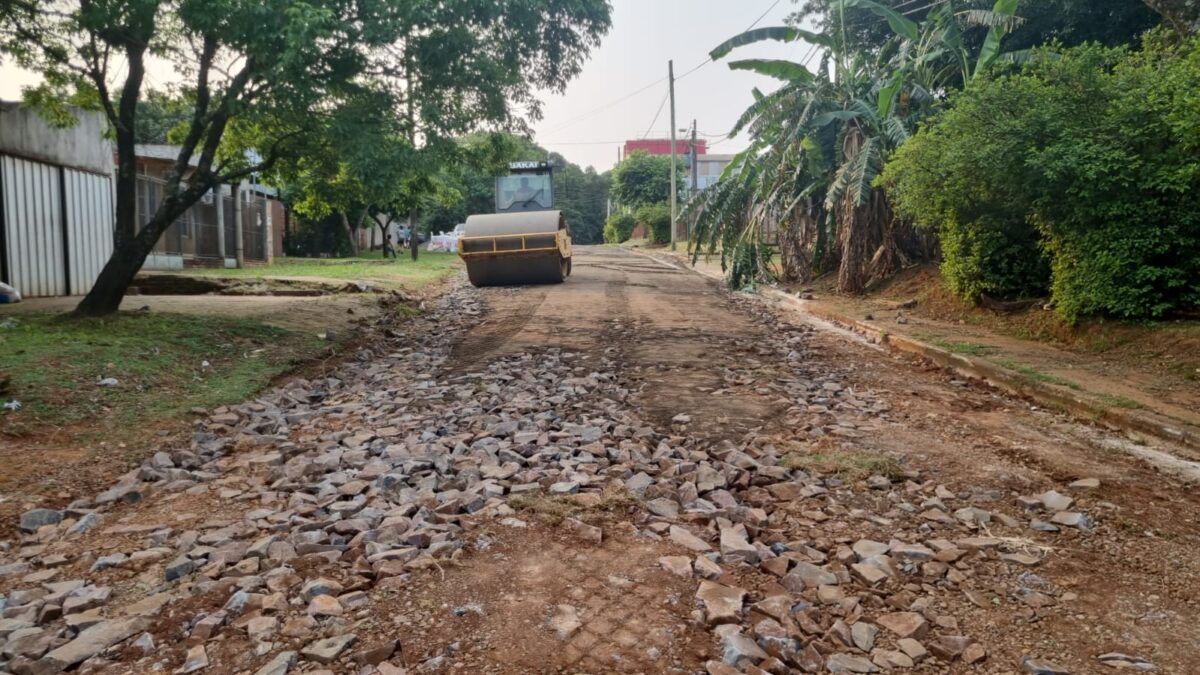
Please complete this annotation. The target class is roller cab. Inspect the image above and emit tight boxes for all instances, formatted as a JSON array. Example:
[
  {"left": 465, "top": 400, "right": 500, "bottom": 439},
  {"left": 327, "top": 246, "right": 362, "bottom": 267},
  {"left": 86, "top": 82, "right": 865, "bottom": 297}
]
[{"left": 459, "top": 160, "right": 572, "bottom": 287}]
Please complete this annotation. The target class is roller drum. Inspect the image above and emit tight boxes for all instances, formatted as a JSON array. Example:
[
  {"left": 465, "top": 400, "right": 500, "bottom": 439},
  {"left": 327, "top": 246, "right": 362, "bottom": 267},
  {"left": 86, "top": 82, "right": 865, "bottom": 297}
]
[
  {"left": 459, "top": 210, "right": 572, "bottom": 287},
  {"left": 464, "top": 253, "right": 569, "bottom": 287}
]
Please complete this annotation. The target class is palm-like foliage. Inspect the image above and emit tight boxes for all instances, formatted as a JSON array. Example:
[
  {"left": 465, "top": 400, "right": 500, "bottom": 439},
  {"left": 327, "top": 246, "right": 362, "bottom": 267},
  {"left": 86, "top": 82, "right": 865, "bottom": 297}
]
[{"left": 688, "top": 0, "right": 1019, "bottom": 292}]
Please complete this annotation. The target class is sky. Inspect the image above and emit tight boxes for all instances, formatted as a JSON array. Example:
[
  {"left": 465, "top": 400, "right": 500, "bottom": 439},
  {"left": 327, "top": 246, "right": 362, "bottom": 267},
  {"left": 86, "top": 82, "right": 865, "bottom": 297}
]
[
  {"left": 0, "top": 0, "right": 809, "bottom": 172},
  {"left": 533, "top": 0, "right": 809, "bottom": 170}
]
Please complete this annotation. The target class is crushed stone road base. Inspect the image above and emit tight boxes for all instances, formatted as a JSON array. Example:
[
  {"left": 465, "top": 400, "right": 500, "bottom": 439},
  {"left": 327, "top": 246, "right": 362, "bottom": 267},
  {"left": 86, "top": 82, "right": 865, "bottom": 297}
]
[{"left": 1, "top": 247, "right": 1198, "bottom": 674}]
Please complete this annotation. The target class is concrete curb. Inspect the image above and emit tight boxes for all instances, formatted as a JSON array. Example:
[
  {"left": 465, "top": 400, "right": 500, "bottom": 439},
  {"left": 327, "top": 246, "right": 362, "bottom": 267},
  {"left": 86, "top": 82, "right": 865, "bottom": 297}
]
[{"left": 632, "top": 247, "right": 1200, "bottom": 453}]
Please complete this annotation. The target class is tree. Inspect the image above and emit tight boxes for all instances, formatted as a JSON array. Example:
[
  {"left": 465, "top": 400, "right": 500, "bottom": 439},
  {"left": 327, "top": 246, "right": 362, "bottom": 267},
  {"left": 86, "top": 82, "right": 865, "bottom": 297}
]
[
  {"left": 271, "top": 88, "right": 422, "bottom": 257},
  {"left": 134, "top": 90, "right": 192, "bottom": 144},
  {"left": 611, "top": 151, "right": 679, "bottom": 208},
  {"left": 887, "top": 35, "right": 1200, "bottom": 322},
  {"left": 361, "top": 0, "right": 611, "bottom": 261},
  {"left": 1, "top": 0, "right": 400, "bottom": 315},
  {"left": 794, "top": 0, "right": 1161, "bottom": 54},
  {"left": 1144, "top": 0, "right": 1200, "bottom": 37},
  {"left": 689, "top": 0, "right": 1018, "bottom": 292},
  {"left": 0, "top": 0, "right": 611, "bottom": 313}
]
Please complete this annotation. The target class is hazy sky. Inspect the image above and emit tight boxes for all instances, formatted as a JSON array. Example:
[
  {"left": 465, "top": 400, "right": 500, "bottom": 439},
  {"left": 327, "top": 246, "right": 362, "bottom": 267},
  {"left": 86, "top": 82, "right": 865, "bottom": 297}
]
[
  {"left": 534, "top": 0, "right": 807, "bottom": 170},
  {"left": 0, "top": 0, "right": 807, "bottom": 171}
]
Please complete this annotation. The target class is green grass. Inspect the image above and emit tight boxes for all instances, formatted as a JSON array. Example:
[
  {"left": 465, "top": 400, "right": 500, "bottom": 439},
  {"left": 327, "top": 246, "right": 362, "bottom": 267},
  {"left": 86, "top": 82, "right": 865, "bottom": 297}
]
[
  {"left": 991, "top": 358, "right": 1083, "bottom": 390},
  {"left": 0, "top": 312, "right": 326, "bottom": 446},
  {"left": 184, "top": 252, "right": 462, "bottom": 289},
  {"left": 915, "top": 333, "right": 998, "bottom": 356},
  {"left": 1098, "top": 393, "right": 1144, "bottom": 410},
  {"left": 781, "top": 449, "right": 902, "bottom": 481}
]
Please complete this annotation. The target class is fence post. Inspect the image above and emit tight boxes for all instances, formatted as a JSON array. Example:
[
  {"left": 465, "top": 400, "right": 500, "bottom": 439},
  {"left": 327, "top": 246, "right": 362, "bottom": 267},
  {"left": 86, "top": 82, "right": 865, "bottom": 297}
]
[
  {"left": 215, "top": 184, "right": 226, "bottom": 262},
  {"left": 264, "top": 195, "right": 274, "bottom": 265},
  {"left": 232, "top": 182, "right": 244, "bottom": 268}
]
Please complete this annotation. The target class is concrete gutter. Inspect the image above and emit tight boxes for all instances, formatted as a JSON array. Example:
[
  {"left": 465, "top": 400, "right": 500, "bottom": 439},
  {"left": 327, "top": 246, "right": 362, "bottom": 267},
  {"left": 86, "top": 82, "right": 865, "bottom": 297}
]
[{"left": 633, "top": 247, "right": 1200, "bottom": 456}]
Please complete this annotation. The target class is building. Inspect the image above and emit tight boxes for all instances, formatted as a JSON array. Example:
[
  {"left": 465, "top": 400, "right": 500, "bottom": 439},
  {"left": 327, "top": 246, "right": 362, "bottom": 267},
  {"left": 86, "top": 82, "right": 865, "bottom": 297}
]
[
  {"left": 691, "top": 153, "right": 736, "bottom": 191},
  {"left": 0, "top": 102, "right": 115, "bottom": 297},
  {"left": 622, "top": 139, "right": 706, "bottom": 158},
  {"left": 622, "top": 139, "right": 733, "bottom": 192},
  {"left": 0, "top": 100, "right": 288, "bottom": 298},
  {"left": 131, "top": 144, "right": 278, "bottom": 270}
]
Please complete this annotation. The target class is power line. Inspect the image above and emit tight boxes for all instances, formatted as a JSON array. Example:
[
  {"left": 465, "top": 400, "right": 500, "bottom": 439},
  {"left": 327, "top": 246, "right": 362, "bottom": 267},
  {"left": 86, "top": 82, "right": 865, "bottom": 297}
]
[
  {"left": 539, "top": 76, "right": 668, "bottom": 136},
  {"left": 540, "top": 0, "right": 788, "bottom": 144},
  {"left": 642, "top": 92, "right": 669, "bottom": 139},
  {"left": 677, "top": 0, "right": 785, "bottom": 83}
]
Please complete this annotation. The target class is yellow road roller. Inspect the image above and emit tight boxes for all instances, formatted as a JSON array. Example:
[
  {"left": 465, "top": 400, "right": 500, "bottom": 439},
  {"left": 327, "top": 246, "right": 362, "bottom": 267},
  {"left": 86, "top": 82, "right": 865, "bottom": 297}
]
[{"left": 458, "top": 161, "right": 572, "bottom": 287}]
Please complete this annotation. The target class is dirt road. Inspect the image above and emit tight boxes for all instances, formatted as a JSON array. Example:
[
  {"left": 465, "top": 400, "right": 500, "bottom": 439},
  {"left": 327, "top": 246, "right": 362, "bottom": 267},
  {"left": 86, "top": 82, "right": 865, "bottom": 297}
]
[{"left": 2, "top": 246, "right": 1197, "bottom": 675}]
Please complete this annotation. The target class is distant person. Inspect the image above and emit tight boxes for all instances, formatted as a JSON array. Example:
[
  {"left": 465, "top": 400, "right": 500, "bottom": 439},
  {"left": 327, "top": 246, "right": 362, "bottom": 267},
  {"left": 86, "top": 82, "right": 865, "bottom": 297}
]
[
  {"left": 382, "top": 233, "right": 397, "bottom": 260},
  {"left": 513, "top": 176, "right": 544, "bottom": 207}
]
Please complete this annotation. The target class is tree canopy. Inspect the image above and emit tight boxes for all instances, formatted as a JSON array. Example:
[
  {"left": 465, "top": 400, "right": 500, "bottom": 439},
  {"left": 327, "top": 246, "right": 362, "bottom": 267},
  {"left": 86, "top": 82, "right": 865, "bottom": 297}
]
[
  {"left": 0, "top": 0, "right": 612, "bottom": 312},
  {"left": 611, "top": 151, "right": 679, "bottom": 209},
  {"left": 793, "top": 0, "right": 1161, "bottom": 55}
]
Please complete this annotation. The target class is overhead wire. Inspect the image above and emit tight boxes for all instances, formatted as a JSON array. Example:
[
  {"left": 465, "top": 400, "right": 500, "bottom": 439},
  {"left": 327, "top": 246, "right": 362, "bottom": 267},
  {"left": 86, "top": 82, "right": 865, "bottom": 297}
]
[
  {"left": 641, "top": 92, "right": 670, "bottom": 139},
  {"left": 539, "top": 76, "right": 668, "bottom": 136},
  {"left": 676, "top": 0, "right": 785, "bottom": 83},
  {"left": 539, "top": 0, "right": 791, "bottom": 152}
]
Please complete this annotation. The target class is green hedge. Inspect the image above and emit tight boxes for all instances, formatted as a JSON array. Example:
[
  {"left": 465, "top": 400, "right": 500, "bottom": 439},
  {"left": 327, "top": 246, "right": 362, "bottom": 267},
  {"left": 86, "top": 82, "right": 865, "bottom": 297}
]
[
  {"left": 603, "top": 212, "right": 635, "bottom": 243},
  {"left": 884, "top": 73, "right": 1053, "bottom": 301},
  {"left": 886, "top": 33, "right": 1200, "bottom": 323},
  {"left": 635, "top": 202, "right": 672, "bottom": 244}
]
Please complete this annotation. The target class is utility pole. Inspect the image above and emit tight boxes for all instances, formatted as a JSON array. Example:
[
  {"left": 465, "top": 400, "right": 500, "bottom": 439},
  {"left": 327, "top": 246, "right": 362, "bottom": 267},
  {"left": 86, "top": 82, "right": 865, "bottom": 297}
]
[
  {"left": 668, "top": 60, "right": 678, "bottom": 250},
  {"left": 690, "top": 120, "right": 699, "bottom": 194},
  {"left": 689, "top": 119, "right": 698, "bottom": 243}
]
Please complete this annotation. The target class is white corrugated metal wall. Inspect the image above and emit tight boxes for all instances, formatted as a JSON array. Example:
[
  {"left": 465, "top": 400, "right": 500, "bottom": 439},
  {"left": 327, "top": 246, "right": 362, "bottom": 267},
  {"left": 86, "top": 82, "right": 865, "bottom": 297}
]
[
  {"left": 1, "top": 154, "right": 114, "bottom": 297},
  {"left": 1, "top": 155, "right": 63, "bottom": 297},
  {"left": 64, "top": 168, "right": 115, "bottom": 294}
]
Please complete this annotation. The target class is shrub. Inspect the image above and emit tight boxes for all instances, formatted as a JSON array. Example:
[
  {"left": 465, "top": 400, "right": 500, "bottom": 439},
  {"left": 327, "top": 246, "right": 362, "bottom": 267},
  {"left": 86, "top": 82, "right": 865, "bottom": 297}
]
[
  {"left": 885, "top": 74, "right": 1054, "bottom": 301},
  {"left": 886, "top": 33, "right": 1200, "bottom": 323},
  {"left": 1030, "top": 35, "right": 1200, "bottom": 322},
  {"left": 603, "top": 212, "right": 635, "bottom": 243},
  {"left": 635, "top": 202, "right": 672, "bottom": 244}
]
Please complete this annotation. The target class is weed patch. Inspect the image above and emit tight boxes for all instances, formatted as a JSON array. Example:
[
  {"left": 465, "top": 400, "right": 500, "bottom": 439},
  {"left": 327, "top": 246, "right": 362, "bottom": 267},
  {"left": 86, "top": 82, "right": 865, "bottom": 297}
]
[
  {"left": 915, "top": 333, "right": 998, "bottom": 356},
  {"left": 1098, "top": 394, "right": 1143, "bottom": 410},
  {"left": 991, "top": 358, "right": 1082, "bottom": 390},
  {"left": 781, "top": 448, "right": 902, "bottom": 481}
]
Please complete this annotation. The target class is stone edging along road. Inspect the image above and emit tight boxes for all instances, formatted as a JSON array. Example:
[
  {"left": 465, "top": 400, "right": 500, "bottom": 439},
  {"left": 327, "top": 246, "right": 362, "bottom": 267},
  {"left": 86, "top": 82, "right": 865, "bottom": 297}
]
[{"left": 632, "top": 247, "right": 1200, "bottom": 477}]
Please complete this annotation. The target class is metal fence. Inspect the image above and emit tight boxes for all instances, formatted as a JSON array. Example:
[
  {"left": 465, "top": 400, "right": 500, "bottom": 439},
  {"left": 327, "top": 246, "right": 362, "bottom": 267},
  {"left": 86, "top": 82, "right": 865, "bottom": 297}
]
[
  {"left": 242, "top": 195, "right": 266, "bottom": 261},
  {"left": 139, "top": 175, "right": 267, "bottom": 262}
]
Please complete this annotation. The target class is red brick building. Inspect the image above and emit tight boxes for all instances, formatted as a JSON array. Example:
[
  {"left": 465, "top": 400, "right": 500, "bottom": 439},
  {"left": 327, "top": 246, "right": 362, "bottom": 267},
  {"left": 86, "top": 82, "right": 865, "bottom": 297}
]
[{"left": 623, "top": 138, "right": 706, "bottom": 158}]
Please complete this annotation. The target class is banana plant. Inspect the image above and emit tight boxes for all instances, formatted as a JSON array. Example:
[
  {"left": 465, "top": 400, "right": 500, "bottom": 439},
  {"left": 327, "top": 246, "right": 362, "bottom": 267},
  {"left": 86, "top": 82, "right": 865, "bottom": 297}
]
[{"left": 689, "top": 0, "right": 1022, "bottom": 292}]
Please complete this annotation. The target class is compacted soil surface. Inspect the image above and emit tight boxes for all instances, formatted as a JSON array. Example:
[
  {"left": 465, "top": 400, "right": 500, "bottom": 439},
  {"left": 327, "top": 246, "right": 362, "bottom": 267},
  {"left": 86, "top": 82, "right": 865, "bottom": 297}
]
[{"left": 1, "top": 246, "right": 1197, "bottom": 675}]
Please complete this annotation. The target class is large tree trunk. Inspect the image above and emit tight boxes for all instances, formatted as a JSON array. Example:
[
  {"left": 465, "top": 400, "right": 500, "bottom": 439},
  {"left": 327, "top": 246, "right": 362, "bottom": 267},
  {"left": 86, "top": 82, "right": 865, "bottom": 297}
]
[
  {"left": 779, "top": 203, "right": 822, "bottom": 284},
  {"left": 837, "top": 199, "right": 870, "bottom": 295},
  {"left": 74, "top": 208, "right": 178, "bottom": 316},
  {"left": 340, "top": 212, "right": 359, "bottom": 257},
  {"left": 778, "top": 213, "right": 804, "bottom": 284},
  {"left": 355, "top": 208, "right": 372, "bottom": 255}
]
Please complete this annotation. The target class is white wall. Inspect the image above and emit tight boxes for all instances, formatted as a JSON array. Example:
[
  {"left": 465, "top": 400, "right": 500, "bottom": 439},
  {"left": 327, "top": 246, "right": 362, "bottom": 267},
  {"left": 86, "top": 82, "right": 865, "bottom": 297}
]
[
  {"left": 1, "top": 155, "right": 115, "bottom": 297},
  {"left": 0, "top": 102, "right": 113, "bottom": 174}
]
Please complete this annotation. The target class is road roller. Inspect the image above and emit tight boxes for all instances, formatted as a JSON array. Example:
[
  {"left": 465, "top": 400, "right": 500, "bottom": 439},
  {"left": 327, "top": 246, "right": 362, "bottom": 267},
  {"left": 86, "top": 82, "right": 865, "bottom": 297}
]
[{"left": 459, "top": 161, "right": 572, "bottom": 287}]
